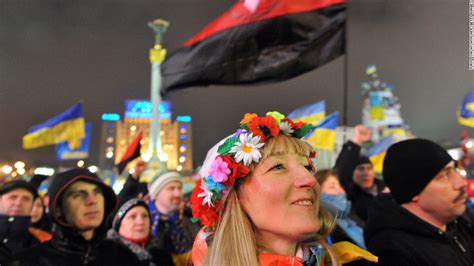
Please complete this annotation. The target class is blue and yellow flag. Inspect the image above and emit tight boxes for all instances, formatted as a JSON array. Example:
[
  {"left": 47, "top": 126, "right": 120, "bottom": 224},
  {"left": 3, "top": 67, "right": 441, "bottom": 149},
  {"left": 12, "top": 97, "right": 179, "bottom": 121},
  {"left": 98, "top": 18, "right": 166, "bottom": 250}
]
[
  {"left": 366, "top": 136, "right": 396, "bottom": 173},
  {"left": 287, "top": 100, "right": 325, "bottom": 125},
  {"left": 305, "top": 112, "right": 339, "bottom": 150},
  {"left": 23, "top": 103, "right": 85, "bottom": 149},
  {"left": 458, "top": 91, "right": 474, "bottom": 127},
  {"left": 55, "top": 122, "right": 91, "bottom": 160}
]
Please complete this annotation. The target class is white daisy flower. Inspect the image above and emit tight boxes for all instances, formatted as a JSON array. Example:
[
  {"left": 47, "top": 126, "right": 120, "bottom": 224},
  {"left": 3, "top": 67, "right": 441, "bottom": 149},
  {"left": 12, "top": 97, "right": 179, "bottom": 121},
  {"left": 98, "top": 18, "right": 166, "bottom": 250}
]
[
  {"left": 198, "top": 181, "right": 214, "bottom": 207},
  {"left": 230, "top": 133, "right": 265, "bottom": 166},
  {"left": 279, "top": 121, "right": 294, "bottom": 135}
]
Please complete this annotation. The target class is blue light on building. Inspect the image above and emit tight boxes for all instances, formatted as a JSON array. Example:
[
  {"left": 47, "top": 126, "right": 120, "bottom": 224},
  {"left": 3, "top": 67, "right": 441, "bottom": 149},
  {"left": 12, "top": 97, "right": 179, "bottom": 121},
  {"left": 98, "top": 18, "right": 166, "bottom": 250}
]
[
  {"left": 176, "top": 115, "right": 192, "bottom": 123},
  {"left": 102, "top": 113, "right": 121, "bottom": 121},
  {"left": 124, "top": 100, "right": 171, "bottom": 120}
]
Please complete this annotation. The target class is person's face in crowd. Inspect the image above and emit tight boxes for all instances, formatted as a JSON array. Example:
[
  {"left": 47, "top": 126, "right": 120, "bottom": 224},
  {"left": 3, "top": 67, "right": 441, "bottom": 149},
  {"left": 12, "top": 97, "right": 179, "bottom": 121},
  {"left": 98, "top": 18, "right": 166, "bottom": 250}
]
[
  {"left": 154, "top": 181, "right": 183, "bottom": 214},
  {"left": 239, "top": 153, "right": 320, "bottom": 246},
  {"left": 61, "top": 181, "right": 104, "bottom": 233},
  {"left": 119, "top": 206, "right": 150, "bottom": 241},
  {"left": 31, "top": 197, "right": 44, "bottom": 223},
  {"left": 353, "top": 163, "right": 375, "bottom": 190},
  {"left": 414, "top": 161, "right": 467, "bottom": 224},
  {"left": 321, "top": 175, "right": 345, "bottom": 195},
  {"left": 0, "top": 188, "right": 34, "bottom": 216}
]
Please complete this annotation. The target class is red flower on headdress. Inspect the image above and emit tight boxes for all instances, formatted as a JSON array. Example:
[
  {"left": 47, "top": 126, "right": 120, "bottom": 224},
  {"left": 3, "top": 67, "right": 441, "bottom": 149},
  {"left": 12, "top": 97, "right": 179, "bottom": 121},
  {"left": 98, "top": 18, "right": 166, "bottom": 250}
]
[
  {"left": 191, "top": 179, "right": 222, "bottom": 227},
  {"left": 282, "top": 118, "right": 305, "bottom": 130},
  {"left": 220, "top": 155, "right": 250, "bottom": 187},
  {"left": 248, "top": 115, "right": 279, "bottom": 142}
]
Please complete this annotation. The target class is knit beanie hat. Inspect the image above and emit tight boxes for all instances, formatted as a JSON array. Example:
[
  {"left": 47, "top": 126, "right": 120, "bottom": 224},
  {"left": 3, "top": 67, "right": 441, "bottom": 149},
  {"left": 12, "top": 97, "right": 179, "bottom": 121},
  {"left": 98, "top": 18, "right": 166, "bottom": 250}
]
[
  {"left": 356, "top": 156, "right": 372, "bottom": 166},
  {"left": 112, "top": 198, "right": 149, "bottom": 231},
  {"left": 0, "top": 180, "right": 38, "bottom": 199},
  {"left": 48, "top": 168, "right": 117, "bottom": 228},
  {"left": 383, "top": 138, "right": 453, "bottom": 204},
  {"left": 148, "top": 171, "right": 183, "bottom": 200}
]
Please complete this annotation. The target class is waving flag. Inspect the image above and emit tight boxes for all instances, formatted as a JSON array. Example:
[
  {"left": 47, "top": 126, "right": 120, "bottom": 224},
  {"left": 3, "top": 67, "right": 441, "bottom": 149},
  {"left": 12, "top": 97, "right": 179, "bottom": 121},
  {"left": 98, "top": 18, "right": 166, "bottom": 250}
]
[
  {"left": 23, "top": 103, "right": 85, "bottom": 150},
  {"left": 162, "top": 0, "right": 346, "bottom": 95},
  {"left": 366, "top": 136, "right": 396, "bottom": 173},
  {"left": 305, "top": 112, "right": 339, "bottom": 150},
  {"left": 116, "top": 132, "right": 143, "bottom": 175},
  {"left": 287, "top": 100, "right": 326, "bottom": 125},
  {"left": 55, "top": 122, "right": 92, "bottom": 160},
  {"left": 458, "top": 91, "right": 474, "bottom": 127}
]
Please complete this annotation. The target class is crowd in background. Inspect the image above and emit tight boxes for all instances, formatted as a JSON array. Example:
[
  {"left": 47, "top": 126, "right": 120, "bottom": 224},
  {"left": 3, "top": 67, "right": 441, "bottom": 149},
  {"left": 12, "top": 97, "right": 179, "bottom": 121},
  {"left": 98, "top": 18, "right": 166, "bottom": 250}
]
[{"left": 0, "top": 118, "right": 473, "bottom": 266}]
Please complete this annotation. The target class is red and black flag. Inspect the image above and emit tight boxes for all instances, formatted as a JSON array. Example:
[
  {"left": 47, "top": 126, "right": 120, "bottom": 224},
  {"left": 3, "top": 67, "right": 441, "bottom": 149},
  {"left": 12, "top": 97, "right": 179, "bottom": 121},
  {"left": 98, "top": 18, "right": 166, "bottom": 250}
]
[
  {"left": 161, "top": 0, "right": 346, "bottom": 95},
  {"left": 116, "top": 132, "right": 142, "bottom": 175}
]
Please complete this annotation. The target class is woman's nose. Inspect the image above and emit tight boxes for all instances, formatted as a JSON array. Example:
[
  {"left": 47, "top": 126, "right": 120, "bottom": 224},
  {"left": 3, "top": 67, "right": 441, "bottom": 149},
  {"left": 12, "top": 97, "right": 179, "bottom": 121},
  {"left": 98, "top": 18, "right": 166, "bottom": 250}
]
[{"left": 295, "top": 165, "right": 317, "bottom": 189}]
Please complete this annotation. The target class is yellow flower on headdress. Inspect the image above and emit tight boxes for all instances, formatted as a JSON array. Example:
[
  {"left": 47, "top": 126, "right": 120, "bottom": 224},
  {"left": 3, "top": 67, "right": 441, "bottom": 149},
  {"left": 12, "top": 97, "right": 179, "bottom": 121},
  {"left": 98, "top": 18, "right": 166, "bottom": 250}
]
[{"left": 266, "top": 111, "right": 285, "bottom": 125}]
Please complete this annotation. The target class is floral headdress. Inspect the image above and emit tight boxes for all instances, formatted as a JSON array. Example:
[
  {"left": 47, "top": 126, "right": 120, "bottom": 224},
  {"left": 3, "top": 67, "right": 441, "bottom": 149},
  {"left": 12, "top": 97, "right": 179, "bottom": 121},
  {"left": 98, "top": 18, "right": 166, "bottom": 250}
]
[{"left": 190, "top": 111, "right": 316, "bottom": 228}]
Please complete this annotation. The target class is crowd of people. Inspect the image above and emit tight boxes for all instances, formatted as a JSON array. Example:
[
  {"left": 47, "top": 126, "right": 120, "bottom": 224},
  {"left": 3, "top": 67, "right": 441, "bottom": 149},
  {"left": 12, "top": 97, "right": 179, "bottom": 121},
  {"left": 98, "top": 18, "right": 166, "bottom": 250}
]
[{"left": 0, "top": 111, "right": 473, "bottom": 265}]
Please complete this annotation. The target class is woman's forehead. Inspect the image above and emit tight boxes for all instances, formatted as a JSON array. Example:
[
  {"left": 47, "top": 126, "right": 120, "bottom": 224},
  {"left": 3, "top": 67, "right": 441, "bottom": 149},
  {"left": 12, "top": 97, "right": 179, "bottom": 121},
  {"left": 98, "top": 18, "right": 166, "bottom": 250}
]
[{"left": 261, "top": 153, "right": 309, "bottom": 163}]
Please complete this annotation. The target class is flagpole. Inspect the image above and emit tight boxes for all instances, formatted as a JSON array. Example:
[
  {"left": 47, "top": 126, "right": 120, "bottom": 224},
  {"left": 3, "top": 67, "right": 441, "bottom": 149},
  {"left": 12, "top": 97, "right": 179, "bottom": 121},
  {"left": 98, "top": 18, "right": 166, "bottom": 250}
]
[
  {"left": 146, "top": 19, "right": 169, "bottom": 171},
  {"left": 342, "top": 5, "right": 348, "bottom": 143}
]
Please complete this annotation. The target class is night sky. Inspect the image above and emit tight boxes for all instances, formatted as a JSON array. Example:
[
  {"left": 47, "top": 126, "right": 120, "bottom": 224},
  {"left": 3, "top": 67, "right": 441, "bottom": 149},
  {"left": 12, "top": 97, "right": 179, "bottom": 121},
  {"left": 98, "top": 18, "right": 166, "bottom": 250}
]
[{"left": 1, "top": 0, "right": 473, "bottom": 169}]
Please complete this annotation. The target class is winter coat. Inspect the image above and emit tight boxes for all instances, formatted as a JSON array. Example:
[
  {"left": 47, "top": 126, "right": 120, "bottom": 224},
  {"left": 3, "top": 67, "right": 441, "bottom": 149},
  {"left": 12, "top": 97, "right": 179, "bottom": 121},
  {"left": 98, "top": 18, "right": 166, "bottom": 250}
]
[
  {"left": 347, "top": 179, "right": 384, "bottom": 222},
  {"left": 11, "top": 168, "right": 141, "bottom": 266},
  {"left": 12, "top": 226, "right": 140, "bottom": 266},
  {"left": 107, "top": 229, "right": 174, "bottom": 266},
  {"left": 334, "top": 141, "right": 385, "bottom": 221},
  {"left": 364, "top": 194, "right": 474, "bottom": 266},
  {"left": 117, "top": 174, "right": 148, "bottom": 203},
  {"left": 150, "top": 207, "right": 199, "bottom": 266},
  {"left": 0, "top": 215, "right": 40, "bottom": 255}
]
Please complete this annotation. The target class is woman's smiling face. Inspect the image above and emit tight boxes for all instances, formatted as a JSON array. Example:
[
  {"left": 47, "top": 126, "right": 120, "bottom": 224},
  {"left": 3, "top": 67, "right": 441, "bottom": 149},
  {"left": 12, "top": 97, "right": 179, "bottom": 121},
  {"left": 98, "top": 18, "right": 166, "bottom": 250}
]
[{"left": 238, "top": 152, "right": 320, "bottom": 244}]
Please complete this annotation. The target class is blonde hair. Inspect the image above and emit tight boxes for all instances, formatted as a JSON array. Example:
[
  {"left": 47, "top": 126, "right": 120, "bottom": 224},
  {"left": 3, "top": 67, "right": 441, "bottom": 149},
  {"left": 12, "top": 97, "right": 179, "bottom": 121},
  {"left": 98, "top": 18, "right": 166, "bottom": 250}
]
[{"left": 205, "top": 135, "right": 339, "bottom": 266}]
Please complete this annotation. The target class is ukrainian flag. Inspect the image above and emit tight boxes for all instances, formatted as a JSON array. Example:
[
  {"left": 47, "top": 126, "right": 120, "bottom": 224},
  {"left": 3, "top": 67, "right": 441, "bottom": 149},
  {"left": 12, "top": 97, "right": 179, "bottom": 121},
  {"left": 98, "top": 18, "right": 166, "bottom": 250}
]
[
  {"left": 366, "top": 136, "right": 396, "bottom": 173},
  {"left": 23, "top": 103, "right": 85, "bottom": 149},
  {"left": 458, "top": 91, "right": 474, "bottom": 127},
  {"left": 287, "top": 100, "right": 325, "bottom": 125},
  {"left": 305, "top": 112, "right": 338, "bottom": 150}
]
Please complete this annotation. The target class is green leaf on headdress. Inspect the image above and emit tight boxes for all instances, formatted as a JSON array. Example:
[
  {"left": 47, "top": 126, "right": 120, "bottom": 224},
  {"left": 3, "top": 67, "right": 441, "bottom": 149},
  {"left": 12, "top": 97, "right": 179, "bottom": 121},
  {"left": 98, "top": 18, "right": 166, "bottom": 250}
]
[
  {"left": 191, "top": 217, "right": 200, "bottom": 223},
  {"left": 293, "top": 124, "right": 314, "bottom": 138},
  {"left": 211, "top": 193, "right": 220, "bottom": 202},
  {"left": 217, "top": 137, "right": 237, "bottom": 155},
  {"left": 240, "top": 123, "right": 249, "bottom": 131}
]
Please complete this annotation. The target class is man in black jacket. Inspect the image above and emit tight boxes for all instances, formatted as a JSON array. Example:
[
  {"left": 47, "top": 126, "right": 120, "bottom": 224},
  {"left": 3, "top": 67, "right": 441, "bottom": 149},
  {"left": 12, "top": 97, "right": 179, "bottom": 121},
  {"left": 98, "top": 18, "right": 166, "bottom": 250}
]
[
  {"left": 364, "top": 138, "right": 474, "bottom": 265},
  {"left": 13, "top": 168, "right": 139, "bottom": 265},
  {"left": 0, "top": 180, "right": 43, "bottom": 255},
  {"left": 334, "top": 125, "right": 385, "bottom": 221}
]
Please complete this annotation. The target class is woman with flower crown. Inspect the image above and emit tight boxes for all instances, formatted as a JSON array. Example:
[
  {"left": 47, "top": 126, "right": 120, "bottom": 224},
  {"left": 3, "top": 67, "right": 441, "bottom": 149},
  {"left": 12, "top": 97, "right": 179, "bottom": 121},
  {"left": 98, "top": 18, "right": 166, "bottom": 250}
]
[{"left": 190, "top": 112, "right": 378, "bottom": 266}]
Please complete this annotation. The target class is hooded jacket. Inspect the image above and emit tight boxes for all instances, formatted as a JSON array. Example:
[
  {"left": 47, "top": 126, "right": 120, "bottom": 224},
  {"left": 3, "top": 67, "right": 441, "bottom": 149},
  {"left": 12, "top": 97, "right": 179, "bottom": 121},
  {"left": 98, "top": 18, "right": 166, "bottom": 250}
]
[
  {"left": 364, "top": 194, "right": 474, "bottom": 266},
  {"left": 12, "top": 168, "right": 140, "bottom": 266}
]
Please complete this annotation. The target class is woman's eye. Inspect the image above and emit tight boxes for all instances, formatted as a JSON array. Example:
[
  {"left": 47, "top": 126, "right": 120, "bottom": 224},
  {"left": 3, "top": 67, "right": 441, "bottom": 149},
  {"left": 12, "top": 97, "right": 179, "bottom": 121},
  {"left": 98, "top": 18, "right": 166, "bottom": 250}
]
[{"left": 270, "top": 163, "right": 284, "bottom": 171}]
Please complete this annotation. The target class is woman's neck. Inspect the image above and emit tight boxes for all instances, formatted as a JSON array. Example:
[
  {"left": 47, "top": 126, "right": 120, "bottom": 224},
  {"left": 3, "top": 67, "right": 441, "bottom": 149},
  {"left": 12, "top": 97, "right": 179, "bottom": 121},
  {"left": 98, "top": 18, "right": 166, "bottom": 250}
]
[{"left": 257, "top": 232, "right": 298, "bottom": 256}]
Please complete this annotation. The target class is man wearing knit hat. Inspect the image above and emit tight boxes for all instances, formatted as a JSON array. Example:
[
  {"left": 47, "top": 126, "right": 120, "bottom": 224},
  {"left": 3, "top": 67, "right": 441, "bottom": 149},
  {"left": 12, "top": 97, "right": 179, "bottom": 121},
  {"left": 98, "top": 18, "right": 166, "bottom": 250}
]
[
  {"left": 0, "top": 180, "right": 43, "bottom": 256},
  {"left": 12, "top": 168, "right": 139, "bottom": 265},
  {"left": 364, "top": 138, "right": 474, "bottom": 265},
  {"left": 334, "top": 125, "right": 386, "bottom": 221},
  {"left": 147, "top": 170, "right": 199, "bottom": 266}
]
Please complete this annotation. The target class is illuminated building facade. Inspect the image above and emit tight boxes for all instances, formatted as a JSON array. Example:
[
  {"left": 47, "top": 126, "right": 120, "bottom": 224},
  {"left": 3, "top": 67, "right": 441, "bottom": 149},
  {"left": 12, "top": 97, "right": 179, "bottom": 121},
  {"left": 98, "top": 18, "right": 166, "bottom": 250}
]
[
  {"left": 98, "top": 113, "right": 120, "bottom": 171},
  {"left": 100, "top": 100, "right": 193, "bottom": 173}
]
